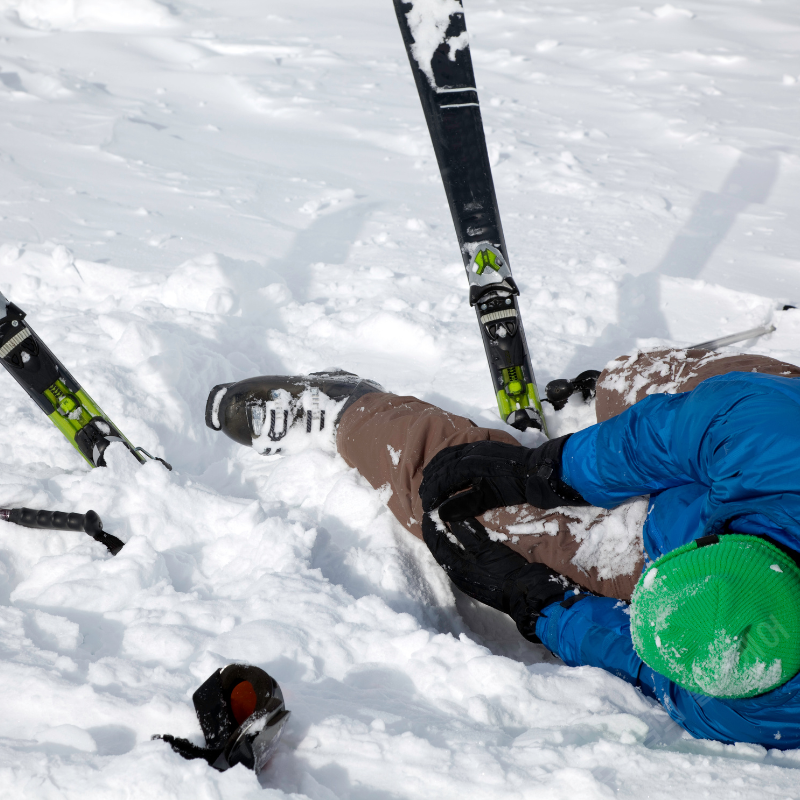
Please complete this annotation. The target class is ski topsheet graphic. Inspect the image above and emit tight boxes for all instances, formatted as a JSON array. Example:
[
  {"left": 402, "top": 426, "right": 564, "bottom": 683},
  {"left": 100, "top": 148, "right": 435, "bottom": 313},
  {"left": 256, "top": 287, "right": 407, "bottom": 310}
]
[
  {"left": 393, "top": 0, "right": 547, "bottom": 433},
  {"left": 0, "top": 290, "right": 148, "bottom": 468}
]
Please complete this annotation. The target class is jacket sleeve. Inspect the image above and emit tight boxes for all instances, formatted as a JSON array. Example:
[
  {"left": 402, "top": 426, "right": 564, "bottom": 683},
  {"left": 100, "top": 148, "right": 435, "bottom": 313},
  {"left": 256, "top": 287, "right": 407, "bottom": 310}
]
[
  {"left": 536, "top": 594, "right": 800, "bottom": 749},
  {"left": 535, "top": 593, "right": 649, "bottom": 688},
  {"left": 560, "top": 374, "right": 800, "bottom": 508}
]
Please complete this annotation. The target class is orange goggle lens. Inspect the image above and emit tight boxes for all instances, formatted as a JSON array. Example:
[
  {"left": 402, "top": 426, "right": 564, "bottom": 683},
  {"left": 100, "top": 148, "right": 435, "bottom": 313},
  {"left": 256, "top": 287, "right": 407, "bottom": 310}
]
[{"left": 230, "top": 680, "right": 257, "bottom": 725}]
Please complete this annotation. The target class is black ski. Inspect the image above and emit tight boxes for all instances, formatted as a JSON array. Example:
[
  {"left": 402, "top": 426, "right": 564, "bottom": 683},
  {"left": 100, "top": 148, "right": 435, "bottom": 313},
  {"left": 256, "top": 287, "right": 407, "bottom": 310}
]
[
  {"left": 0, "top": 289, "right": 167, "bottom": 468},
  {"left": 393, "top": 0, "right": 546, "bottom": 432}
]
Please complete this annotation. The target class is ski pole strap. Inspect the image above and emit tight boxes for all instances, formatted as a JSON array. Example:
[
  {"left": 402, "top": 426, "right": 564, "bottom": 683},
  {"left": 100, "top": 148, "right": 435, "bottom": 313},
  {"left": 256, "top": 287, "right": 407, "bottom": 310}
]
[
  {"left": 0, "top": 507, "right": 124, "bottom": 555},
  {"left": 152, "top": 734, "right": 222, "bottom": 766}
]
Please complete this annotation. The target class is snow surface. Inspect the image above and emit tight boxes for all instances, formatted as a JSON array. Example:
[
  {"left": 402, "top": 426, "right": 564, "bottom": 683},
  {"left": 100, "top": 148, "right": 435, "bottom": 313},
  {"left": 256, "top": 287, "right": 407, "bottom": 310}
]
[{"left": 2, "top": 0, "right": 800, "bottom": 797}]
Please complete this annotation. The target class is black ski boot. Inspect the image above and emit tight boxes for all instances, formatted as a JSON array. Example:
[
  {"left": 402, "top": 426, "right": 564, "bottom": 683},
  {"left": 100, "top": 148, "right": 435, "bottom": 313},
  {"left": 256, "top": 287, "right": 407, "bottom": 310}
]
[{"left": 205, "top": 370, "right": 384, "bottom": 453}]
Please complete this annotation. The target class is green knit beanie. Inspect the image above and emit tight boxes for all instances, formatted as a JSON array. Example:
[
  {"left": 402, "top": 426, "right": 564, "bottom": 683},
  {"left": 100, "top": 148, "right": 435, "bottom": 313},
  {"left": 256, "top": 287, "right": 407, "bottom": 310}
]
[{"left": 630, "top": 534, "right": 800, "bottom": 699}]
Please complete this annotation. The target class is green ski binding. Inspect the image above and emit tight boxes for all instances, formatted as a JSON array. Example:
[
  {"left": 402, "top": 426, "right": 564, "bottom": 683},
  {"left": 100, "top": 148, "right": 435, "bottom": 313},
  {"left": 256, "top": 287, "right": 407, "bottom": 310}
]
[
  {"left": 393, "top": 0, "right": 547, "bottom": 434},
  {"left": 0, "top": 290, "right": 163, "bottom": 469},
  {"left": 467, "top": 242, "right": 547, "bottom": 433}
]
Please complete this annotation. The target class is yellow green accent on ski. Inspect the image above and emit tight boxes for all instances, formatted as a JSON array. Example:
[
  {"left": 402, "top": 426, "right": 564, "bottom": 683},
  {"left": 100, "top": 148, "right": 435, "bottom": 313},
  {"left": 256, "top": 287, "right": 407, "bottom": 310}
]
[
  {"left": 44, "top": 380, "right": 140, "bottom": 467},
  {"left": 473, "top": 248, "right": 501, "bottom": 275},
  {"left": 495, "top": 367, "right": 548, "bottom": 435}
]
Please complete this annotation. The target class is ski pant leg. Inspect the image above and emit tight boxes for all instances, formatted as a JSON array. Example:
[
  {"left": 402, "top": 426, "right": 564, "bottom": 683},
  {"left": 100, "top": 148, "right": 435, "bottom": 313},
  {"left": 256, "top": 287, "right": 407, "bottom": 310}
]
[
  {"left": 337, "top": 350, "right": 800, "bottom": 603},
  {"left": 595, "top": 348, "right": 800, "bottom": 422},
  {"left": 336, "top": 392, "right": 642, "bottom": 601}
]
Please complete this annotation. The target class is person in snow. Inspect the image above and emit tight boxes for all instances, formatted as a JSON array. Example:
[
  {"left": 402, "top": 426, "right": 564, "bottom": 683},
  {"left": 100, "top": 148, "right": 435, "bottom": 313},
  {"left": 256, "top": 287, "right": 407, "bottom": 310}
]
[{"left": 206, "top": 348, "right": 800, "bottom": 750}]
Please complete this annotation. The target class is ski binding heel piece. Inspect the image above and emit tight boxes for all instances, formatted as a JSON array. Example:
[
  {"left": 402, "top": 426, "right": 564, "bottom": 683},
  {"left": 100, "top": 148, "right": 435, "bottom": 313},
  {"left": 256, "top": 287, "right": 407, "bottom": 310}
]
[{"left": 465, "top": 243, "right": 545, "bottom": 433}]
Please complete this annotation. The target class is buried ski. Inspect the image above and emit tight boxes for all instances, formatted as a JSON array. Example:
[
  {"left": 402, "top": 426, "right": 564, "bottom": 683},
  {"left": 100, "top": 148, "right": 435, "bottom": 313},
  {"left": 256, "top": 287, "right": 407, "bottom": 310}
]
[
  {"left": 0, "top": 290, "right": 149, "bottom": 468},
  {"left": 393, "top": 0, "right": 546, "bottom": 433}
]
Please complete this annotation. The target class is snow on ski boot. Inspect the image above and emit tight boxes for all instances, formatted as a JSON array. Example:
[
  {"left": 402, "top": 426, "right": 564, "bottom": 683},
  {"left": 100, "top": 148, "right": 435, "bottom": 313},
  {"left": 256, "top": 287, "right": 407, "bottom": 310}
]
[
  {"left": 154, "top": 664, "right": 291, "bottom": 773},
  {"left": 205, "top": 370, "right": 384, "bottom": 454}
]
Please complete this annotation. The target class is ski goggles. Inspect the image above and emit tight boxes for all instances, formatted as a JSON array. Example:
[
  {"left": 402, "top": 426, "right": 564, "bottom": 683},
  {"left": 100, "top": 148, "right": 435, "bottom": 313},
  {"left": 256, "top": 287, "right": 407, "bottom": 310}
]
[{"left": 156, "top": 663, "right": 291, "bottom": 773}]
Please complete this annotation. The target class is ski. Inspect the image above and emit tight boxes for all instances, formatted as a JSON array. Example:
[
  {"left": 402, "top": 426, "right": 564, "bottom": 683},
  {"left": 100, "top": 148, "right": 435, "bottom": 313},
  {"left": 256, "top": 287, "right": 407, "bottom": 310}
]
[
  {"left": 0, "top": 289, "right": 147, "bottom": 468},
  {"left": 393, "top": 0, "right": 546, "bottom": 433}
]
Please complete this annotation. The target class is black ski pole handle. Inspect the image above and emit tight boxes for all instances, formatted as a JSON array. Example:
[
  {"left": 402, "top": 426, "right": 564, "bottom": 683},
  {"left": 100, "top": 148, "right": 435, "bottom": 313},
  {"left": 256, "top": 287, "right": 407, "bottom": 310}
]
[
  {"left": 545, "top": 370, "right": 601, "bottom": 411},
  {"left": 0, "top": 507, "right": 124, "bottom": 555}
]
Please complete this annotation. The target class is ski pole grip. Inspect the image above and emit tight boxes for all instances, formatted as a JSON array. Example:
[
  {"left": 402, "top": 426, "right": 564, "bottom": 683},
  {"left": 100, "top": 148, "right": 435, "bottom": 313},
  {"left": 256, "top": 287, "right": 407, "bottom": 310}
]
[
  {"left": 5, "top": 507, "right": 124, "bottom": 556},
  {"left": 10, "top": 507, "right": 87, "bottom": 532}
]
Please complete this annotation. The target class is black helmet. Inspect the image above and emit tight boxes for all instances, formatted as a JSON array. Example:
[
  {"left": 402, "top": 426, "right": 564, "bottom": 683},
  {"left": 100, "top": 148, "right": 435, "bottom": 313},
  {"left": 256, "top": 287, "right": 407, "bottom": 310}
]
[{"left": 155, "top": 664, "right": 290, "bottom": 772}]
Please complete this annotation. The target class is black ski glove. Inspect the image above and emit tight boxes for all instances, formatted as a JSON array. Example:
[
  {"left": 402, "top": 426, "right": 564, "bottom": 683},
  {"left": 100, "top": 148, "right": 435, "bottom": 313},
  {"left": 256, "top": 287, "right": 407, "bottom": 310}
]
[
  {"left": 419, "top": 434, "right": 588, "bottom": 522},
  {"left": 421, "top": 513, "right": 575, "bottom": 642}
]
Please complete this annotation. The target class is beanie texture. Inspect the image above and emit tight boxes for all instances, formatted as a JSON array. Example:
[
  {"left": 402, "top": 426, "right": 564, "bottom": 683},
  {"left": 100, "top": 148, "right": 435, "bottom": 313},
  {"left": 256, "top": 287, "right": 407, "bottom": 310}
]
[{"left": 630, "top": 534, "right": 800, "bottom": 699}]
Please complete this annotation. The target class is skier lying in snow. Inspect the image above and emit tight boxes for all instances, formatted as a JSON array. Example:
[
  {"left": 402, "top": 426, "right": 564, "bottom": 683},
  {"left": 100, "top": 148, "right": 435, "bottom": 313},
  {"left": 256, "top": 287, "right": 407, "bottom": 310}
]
[{"left": 206, "top": 348, "right": 800, "bottom": 750}]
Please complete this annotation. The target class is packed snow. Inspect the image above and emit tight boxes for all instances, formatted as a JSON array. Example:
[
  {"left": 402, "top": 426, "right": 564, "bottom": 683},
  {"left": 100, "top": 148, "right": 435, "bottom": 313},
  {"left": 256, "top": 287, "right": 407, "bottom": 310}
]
[
  {"left": 404, "top": 0, "right": 471, "bottom": 88},
  {"left": 2, "top": 0, "right": 800, "bottom": 797}
]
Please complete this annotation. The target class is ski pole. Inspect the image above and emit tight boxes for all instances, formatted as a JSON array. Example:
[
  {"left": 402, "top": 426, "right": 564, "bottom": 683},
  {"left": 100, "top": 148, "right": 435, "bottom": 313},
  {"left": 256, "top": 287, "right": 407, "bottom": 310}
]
[
  {"left": 0, "top": 507, "right": 124, "bottom": 555},
  {"left": 545, "top": 319, "right": 785, "bottom": 409},
  {"left": 689, "top": 324, "right": 775, "bottom": 351},
  {"left": 689, "top": 304, "right": 794, "bottom": 350},
  {"left": 0, "top": 289, "right": 169, "bottom": 469}
]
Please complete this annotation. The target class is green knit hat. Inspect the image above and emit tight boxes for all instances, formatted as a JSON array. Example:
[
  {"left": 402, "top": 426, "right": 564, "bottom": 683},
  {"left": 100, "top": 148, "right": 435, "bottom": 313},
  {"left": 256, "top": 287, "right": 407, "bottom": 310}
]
[{"left": 630, "top": 534, "right": 800, "bottom": 699}]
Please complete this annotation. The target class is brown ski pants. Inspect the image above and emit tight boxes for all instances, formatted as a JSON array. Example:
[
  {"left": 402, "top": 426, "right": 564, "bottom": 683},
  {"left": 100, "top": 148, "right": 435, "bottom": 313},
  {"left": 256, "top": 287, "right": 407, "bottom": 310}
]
[{"left": 337, "top": 349, "right": 800, "bottom": 601}]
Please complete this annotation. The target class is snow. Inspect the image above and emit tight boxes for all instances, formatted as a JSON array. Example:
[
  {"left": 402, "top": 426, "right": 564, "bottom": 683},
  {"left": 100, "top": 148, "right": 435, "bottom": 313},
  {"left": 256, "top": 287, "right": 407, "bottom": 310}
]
[
  {"left": 691, "top": 637, "right": 782, "bottom": 700},
  {"left": 403, "top": 0, "right": 471, "bottom": 89},
  {"left": 571, "top": 499, "right": 647, "bottom": 581},
  {"left": 1, "top": 0, "right": 800, "bottom": 796},
  {"left": 643, "top": 568, "right": 659, "bottom": 591},
  {"left": 500, "top": 495, "right": 646, "bottom": 579},
  {"left": 209, "top": 384, "right": 228, "bottom": 430},
  {"left": 0, "top": 0, "right": 173, "bottom": 31}
]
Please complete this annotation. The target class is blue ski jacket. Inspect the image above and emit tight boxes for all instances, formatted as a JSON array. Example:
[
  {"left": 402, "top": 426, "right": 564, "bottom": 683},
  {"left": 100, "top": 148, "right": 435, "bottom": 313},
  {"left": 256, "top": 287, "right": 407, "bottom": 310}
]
[{"left": 534, "top": 371, "right": 800, "bottom": 749}]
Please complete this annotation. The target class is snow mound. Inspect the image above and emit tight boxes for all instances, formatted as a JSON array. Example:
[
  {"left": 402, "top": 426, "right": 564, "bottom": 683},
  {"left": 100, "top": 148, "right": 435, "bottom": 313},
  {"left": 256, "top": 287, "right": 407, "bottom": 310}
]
[{"left": 1, "top": 0, "right": 173, "bottom": 31}]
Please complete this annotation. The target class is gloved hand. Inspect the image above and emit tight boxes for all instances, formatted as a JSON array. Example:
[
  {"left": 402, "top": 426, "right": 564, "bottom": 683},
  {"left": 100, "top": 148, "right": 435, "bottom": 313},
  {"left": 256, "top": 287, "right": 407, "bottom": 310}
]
[
  {"left": 419, "top": 435, "right": 587, "bottom": 522},
  {"left": 421, "top": 513, "right": 575, "bottom": 642}
]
